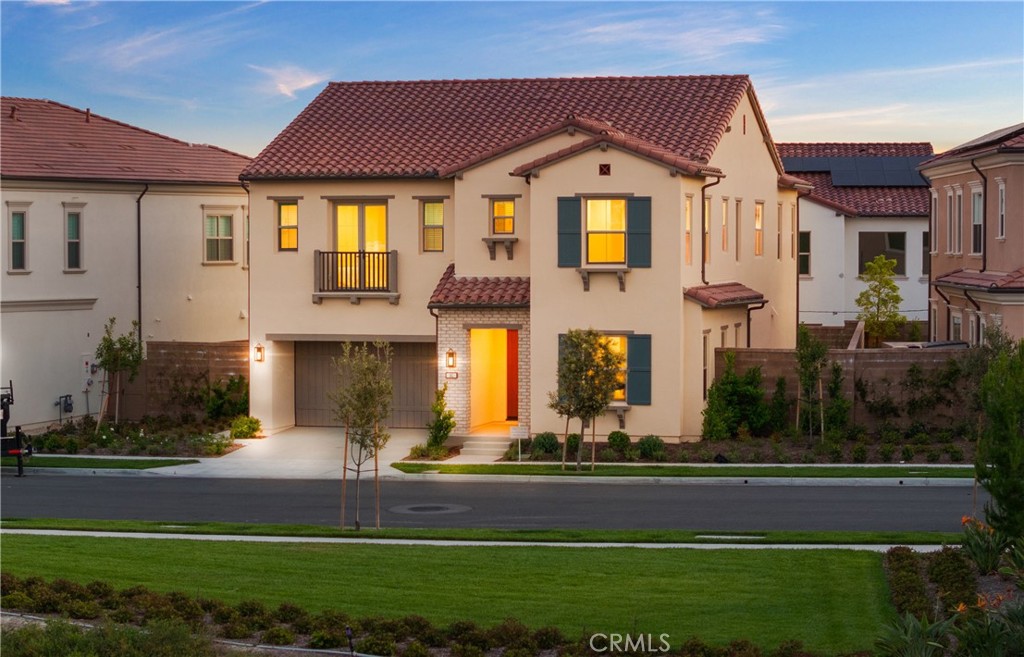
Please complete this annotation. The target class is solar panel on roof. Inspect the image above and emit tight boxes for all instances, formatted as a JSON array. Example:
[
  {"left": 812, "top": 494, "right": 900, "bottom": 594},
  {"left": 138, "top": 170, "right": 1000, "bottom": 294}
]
[{"left": 782, "top": 155, "right": 929, "bottom": 186}]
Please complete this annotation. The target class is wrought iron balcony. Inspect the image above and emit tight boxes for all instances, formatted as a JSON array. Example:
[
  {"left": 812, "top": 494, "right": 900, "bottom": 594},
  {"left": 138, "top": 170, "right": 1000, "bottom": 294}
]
[{"left": 313, "top": 250, "right": 399, "bottom": 304}]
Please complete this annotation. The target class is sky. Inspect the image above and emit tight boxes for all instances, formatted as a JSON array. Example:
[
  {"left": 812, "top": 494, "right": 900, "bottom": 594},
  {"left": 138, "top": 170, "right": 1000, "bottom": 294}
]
[{"left": 1, "top": 1, "right": 1022, "bottom": 158}]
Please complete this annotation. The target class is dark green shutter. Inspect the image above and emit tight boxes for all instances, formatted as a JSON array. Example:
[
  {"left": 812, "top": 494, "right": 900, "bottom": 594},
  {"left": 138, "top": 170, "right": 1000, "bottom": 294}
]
[
  {"left": 626, "top": 197, "right": 651, "bottom": 268},
  {"left": 557, "top": 197, "right": 581, "bottom": 268},
  {"left": 627, "top": 334, "right": 652, "bottom": 405}
]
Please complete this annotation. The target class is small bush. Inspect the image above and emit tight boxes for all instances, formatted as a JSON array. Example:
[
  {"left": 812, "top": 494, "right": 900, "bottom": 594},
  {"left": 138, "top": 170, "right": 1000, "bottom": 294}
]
[
  {"left": 926, "top": 546, "right": 976, "bottom": 611},
  {"left": 220, "top": 620, "right": 254, "bottom": 640},
  {"left": 309, "top": 629, "right": 346, "bottom": 649},
  {"left": 598, "top": 447, "right": 619, "bottom": 462},
  {"left": 273, "top": 601, "right": 308, "bottom": 624},
  {"left": 230, "top": 415, "right": 262, "bottom": 439},
  {"left": 262, "top": 626, "right": 297, "bottom": 646},
  {"left": 637, "top": 434, "right": 665, "bottom": 459},
  {"left": 852, "top": 443, "right": 868, "bottom": 463},
  {"left": 357, "top": 633, "right": 397, "bottom": 656},
  {"left": 944, "top": 444, "right": 964, "bottom": 463},
  {"left": 607, "top": 431, "right": 631, "bottom": 453},
  {"left": 531, "top": 432, "right": 559, "bottom": 454},
  {"left": 533, "top": 625, "right": 566, "bottom": 649},
  {"left": 1, "top": 591, "right": 33, "bottom": 610},
  {"left": 451, "top": 643, "right": 486, "bottom": 657},
  {"left": 403, "top": 640, "right": 432, "bottom": 657},
  {"left": 879, "top": 443, "right": 896, "bottom": 463},
  {"left": 487, "top": 617, "right": 534, "bottom": 649},
  {"left": 566, "top": 433, "right": 581, "bottom": 457},
  {"left": 901, "top": 445, "right": 915, "bottom": 462}
]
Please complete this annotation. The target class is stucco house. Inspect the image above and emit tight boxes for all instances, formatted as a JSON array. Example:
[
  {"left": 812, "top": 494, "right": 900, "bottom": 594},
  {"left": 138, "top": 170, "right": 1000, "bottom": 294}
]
[
  {"left": 242, "top": 75, "right": 806, "bottom": 443},
  {"left": 920, "top": 123, "right": 1024, "bottom": 343},
  {"left": 778, "top": 142, "right": 933, "bottom": 328},
  {"left": 1, "top": 98, "right": 251, "bottom": 430}
]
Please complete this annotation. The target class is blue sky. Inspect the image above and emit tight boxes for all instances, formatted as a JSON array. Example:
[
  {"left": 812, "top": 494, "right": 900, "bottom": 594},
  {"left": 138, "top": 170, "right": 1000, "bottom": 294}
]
[{"left": 2, "top": 1, "right": 1021, "bottom": 157}]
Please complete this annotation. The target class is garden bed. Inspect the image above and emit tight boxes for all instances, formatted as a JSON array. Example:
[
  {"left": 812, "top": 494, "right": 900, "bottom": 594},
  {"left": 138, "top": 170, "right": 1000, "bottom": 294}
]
[{"left": 24, "top": 416, "right": 239, "bottom": 458}]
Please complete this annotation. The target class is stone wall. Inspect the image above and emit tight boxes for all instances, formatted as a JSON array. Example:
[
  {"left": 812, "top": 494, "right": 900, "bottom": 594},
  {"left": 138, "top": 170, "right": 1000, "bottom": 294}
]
[
  {"left": 718, "top": 346, "right": 970, "bottom": 431},
  {"left": 122, "top": 341, "right": 249, "bottom": 420}
]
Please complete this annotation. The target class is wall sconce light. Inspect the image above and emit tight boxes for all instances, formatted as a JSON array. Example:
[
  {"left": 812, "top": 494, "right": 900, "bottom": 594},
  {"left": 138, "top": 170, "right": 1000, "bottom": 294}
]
[
  {"left": 254, "top": 343, "right": 265, "bottom": 362},
  {"left": 445, "top": 348, "right": 456, "bottom": 369}
]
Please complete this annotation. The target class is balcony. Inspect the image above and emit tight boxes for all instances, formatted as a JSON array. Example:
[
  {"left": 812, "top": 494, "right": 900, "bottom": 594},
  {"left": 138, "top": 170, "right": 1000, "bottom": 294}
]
[{"left": 313, "top": 250, "right": 400, "bottom": 304}]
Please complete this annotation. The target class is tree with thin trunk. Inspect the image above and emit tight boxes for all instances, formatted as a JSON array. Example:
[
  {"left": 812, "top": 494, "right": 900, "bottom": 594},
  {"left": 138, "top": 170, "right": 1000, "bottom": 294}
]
[
  {"left": 855, "top": 254, "right": 906, "bottom": 346},
  {"left": 547, "top": 329, "right": 623, "bottom": 471},
  {"left": 94, "top": 317, "right": 142, "bottom": 429},
  {"left": 331, "top": 342, "right": 393, "bottom": 530}
]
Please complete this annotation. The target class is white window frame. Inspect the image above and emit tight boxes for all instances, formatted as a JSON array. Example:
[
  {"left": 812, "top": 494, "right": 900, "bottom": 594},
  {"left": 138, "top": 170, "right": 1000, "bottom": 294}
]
[
  {"left": 585, "top": 197, "right": 628, "bottom": 266},
  {"left": 980, "top": 315, "right": 988, "bottom": 345},
  {"left": 63, "top": 202, "right": 86, "bottom": 272},
  {"left": 6, "top": 201, "right": 31, "bottom": 273},
  {"left": 735, "top": 199, "right": 742, "bottom": 262},
  {"left": 930, "top": 304, "right": 938, "bottom": 342},
  {"left": 968, "top": 313, "right": 977, "bottom": 346},
  {"left": 721, "top": 197, "right": 729, "bottom": 252},
  {"left": 277, "top": 200, "right": 299, "bottom": 252},
  {"left": 753, "top": 201, "right": 764, "bottom": 256},
  {"left": 970, "top": 185, "right": 983, "bottom": 255},
  {"left": 798, "top": 231, "right": 811, "bottom": 276},
  {"left": 996, "top": 179, "right": 1006, "bottom": 239},
  {"left": 945, "top": 189, "right": 954, "bottom": 254},
  {"left": 929, "top": 191, "right": 938, "bottom": 254},
  {"left": 776, "top": 202, "right": 783, "bottom": 260},
  {"left": 202, "top": 206, "right": 237, "bottom": 264},
  {"left": 951, "top": 310, "right": 962, "bottom": 342},
  {"left": 954, "top": 187, "right": 963, "bottom": 255}
]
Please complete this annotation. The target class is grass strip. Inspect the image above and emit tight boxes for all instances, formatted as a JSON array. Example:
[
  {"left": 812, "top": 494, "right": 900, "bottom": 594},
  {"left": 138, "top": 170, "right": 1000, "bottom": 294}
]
[
  {"left": 0, "top": 517, "right": 962, "bottom": 546},
  {"left": 392, "top": 462, "right": 974, "bottom": 478},
  {"left": 0, "top": 533, "right": 889, "bottom": 652},
  {"left": 0, "top": 456, "right": 199, "bottom": 469}
]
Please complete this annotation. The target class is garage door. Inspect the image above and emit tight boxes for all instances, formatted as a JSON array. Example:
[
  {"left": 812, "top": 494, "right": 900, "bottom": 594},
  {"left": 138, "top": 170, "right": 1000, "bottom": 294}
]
[{"left": 294, "top": 341, "right": 436, "bottom": 428}]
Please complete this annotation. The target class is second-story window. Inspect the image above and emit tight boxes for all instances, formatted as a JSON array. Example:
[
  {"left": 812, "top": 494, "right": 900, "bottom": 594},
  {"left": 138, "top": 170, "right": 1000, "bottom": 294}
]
[
  {"left": 586, "top": 198, "right": 626, "bottom": 264},
  {"left": 491, "top": 199, "right": 515, "bottom": 235},
  {"left": 753, "top": 201, "right": 764, "bottom": 256},
  {"left": 721, "top": 198, "right": 729, "bottom": 252},
  {"left": 422, "top": 200, "right": 444, "bottom": 252},
  {"left": 278, "top": 201, "right": 298, "bottom": 251},
  {"left": 205, "top": 214, "right": 234, "bottom": 262},
  {"left": 65, "top": 209, "right": 83, "bottom": 270},
  {"left": 971, "top": 189, "right": 983, "bottom": 255},
  {"left": 929, "top": 192, "right": 938, "bottom": 254},
  {"left": 684, "top": 195, "right": 693, "bottom": 265},
  {"left": 703, "top": 197, "right": 711, "bottom": 264},
  {"left": 954, "top": 189, "right": 964, "bottom": 254},
  {"left": 7, "top": 206, "right": 28, "bottom": 272},
  {"left": 997, "top": 180, "right": 1006, "bottom": 239},
  {"left": 798, "top": 231, "right": 811, "bottom": 276}
]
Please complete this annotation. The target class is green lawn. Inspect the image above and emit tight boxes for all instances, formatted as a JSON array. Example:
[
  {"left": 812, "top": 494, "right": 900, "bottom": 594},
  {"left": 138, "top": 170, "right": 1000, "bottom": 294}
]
[
  {"left": 0, "top": 518, "right": 962, "bottom": 546},
  {"left": 0, "top": 533, "right": 890, "bottom": 653},
  {"left": 0, "top": 456, "right": 198, "bottom": 469},
  {"left": 393, "top": 462, "right": 974, "bottom": 478}
]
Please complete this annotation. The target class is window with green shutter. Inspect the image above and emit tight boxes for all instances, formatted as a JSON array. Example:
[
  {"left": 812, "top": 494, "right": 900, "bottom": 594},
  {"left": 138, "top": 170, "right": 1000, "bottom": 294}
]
[
  {"left": 626, "top": 334, "right": 652, "bottom": 405},
  {"left": 557, "top": 197, "right": 582, "bottom": 267},
  {"left": 557, "top": 196, "right": 651, "bottom": 269}
]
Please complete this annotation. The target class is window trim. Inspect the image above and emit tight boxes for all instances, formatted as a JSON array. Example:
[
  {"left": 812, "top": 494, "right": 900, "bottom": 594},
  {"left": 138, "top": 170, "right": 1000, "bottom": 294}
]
[
  {"left": 721, "top": 197, "right": 729, "bottom": 252},
  {"left": 970, "top": 186, "right": 983, "bottom": 255},
  {"left": 703, "top": 196, "right": 711, "bottom": 264},
  {"left": 996, "top": 179, "right": 1006, "bottom": 239},
  {"left": 7, "top": 201, "right": 31, "bottom": 273},
  {"left": 684, "top": 195, "right": 693, "bottom": 266},
  {"left": 490, "top": 198, "right": 515, "bottom": 236},
  {"left": 421, "top": 199, "right": 445, "bottom": 253},
  {"left": 734, "top": 199, "right": 743, "bottom": 262},
  {"left": 63, "top": 203, "right": 85, "bottom": 272},
  {"left": 954, "top": 187, "right": 963, "bottom": 255},
  {"left": 945, "top": 189, "right": 954, "bottom": 254},
  {"left": 776, "top": 202, "right": 782, "bottom": 260},
  {"left": 929, "top": 191, "right": 938, "bottom": 254},
  {"left": 753, "top": 201, "right": 764, "bottom": 257},
  {"left": 585, "top": 197, "right": 627, "bottom": 266},
  {"left": 798, "top": 230, "right": 811, "bottom": 277},
  {"left": 277, "top": 200, "right": 299, "bottom": 252}
]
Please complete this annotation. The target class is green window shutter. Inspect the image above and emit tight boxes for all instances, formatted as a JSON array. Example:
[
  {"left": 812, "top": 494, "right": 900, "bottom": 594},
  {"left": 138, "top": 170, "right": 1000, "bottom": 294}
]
[
  {"left": 626, "top": 334, "right": 652, "bottom": 405},
  {"left": 626, "top": 197, "right": 651, "bottom": 268},
  {"left": 557, "top": 197, "right": 581, "bottom": 268}
]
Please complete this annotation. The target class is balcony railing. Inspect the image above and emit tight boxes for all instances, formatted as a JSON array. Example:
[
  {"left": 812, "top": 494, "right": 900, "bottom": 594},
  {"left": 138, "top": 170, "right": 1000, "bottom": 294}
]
[{"left": 313, "top": 250, "right": 399, "bottom": 304}]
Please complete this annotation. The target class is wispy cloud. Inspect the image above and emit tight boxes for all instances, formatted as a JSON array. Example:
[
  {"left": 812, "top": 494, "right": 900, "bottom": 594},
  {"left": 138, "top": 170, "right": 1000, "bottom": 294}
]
[{"left": 249, "top": 64, "right": 330, "bottom": 98}]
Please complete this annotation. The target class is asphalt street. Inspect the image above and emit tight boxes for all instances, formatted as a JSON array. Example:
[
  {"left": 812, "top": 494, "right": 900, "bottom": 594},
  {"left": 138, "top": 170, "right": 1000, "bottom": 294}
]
[{"left": 0, "top": 474, "right": 982, "bottom": 532}]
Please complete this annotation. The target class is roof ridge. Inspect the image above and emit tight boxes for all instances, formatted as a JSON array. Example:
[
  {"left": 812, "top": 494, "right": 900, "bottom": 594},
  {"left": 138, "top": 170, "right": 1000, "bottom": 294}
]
[{"left": 328, "top": 74, "right": 750, "bottom": 86}]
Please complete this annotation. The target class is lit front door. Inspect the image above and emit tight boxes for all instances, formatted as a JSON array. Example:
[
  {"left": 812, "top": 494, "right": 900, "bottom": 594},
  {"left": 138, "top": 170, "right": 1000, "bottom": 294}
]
[{"left": 335, "top": 203, "right": 388, "bottom": 290}]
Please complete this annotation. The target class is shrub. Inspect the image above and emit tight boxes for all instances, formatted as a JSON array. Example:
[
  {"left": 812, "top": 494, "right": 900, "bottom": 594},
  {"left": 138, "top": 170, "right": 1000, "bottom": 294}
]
[
  {"left": 274, "top": 602, "right": 308, "bottom": 624},
  {"left": 220, "top": 620, "right": 254, "bottom": 640},
  {"left": 607, "top": 430, "right": 630, "bottom": 453},
  {"left": 486, "top": 617, "right": 534, "bottom": 650},
  {"left": 261, "top": 626, "right": 296, "bottom": 646},
  {"left": 851, "top": 443, "right": 868, "bottom": 463},
  {"left": 925, "top": 546, "right": 976, "bottom": 611},
  {"left": 702, "top": 352, "right": 772, "bottom": 439},
  {"left": 875, "top": 612, "right": 954, "bottom": 657},
  {"left": 884, "top": 546, "right": 933, "bottom": 620},
  {"left": 427, "top": 383, "right": 456, "bottom": 450},
  {"left": 356, "top": 630, "right": 395, "bottom": 650},
  {"left": 961, "top": 515, "right": 1009, "bottom": 575},
  {"left": 206, "top": 375, "right": 248, "bottom": 421},
  {"left": 532, "top": 625, "right": 566, "bottom": 650},
  {"left": 637, "top": 434, "right": 666, "bottom": 460},
  {"left": 1, "top": 591, "right": 33, "bottom": 610},
  {"left": 879, "top": 443, "right": 896, "bottom": 463},
  {"left": 901, "top": 445, "right": 915, "bottom": 462},
  {"left": 945, "top": 444, "right": 964, "bottom": 463},
  {"left": 403, "top": 640, "right": 432, "bottom": 657},
  {"left": 451, "top": 643, "right": 486, "bottom": 657},
  {"left": 309, "top": 629, "right": 346, "bottom": 649},
  {"left": 230, "top": 415, "right": 262, "bottom": 439},
  {"left": 566, "top": 433, "right": 581, "bottom": 457},
  {"left": 531, "top": 432, "right": 559, "bottom": 454},
  {"left": 598, "top": 447, "right": 619, "bottom": 462}
]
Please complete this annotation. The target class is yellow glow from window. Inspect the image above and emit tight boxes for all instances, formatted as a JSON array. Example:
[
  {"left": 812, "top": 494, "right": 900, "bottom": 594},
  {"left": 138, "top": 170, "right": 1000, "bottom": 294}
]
[
  {"left": 586, "top": 199, "right": 626, "bottom": 264},
  {"left": 587, "top": 234, "right": 625, "bottom": 264},
  {"left": 586, "top": 199, "right": 625, "bottom": 231},
  {"left": 492, "top": 200, "right": 514, "bottom": 234},
  {"left": 605, "top": 335, "right": 627, "bottom": 401},
  {"left": 364, "top": 205, "right": 387, "bottom": 252}
]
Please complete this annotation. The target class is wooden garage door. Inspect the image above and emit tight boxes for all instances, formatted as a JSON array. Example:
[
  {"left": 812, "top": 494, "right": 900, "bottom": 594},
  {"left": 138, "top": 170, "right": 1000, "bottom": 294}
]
[{"left": 294, "top": 342, "right": 436, "bottom": 427}]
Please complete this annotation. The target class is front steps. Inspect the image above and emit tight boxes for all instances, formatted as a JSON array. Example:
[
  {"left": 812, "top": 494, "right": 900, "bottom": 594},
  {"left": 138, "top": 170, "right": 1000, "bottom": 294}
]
[{"left": 457, "top": 436, "right": 511, "bottom": 461}]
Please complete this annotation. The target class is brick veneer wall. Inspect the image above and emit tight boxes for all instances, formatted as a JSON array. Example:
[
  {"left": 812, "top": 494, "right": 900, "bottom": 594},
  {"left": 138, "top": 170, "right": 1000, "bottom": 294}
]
[
  {"left": 436, "top": 308, "right": 531, "bottom": 437},
  {"left": 122, "top": 341, "right": 249, "bottom": 419},
  {"left": 718, "top": 346, "right": 970, "bottom": 430}
]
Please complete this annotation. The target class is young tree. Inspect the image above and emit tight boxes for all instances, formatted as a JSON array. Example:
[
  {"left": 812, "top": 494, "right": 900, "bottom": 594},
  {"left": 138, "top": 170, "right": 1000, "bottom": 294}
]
[
  {"left": 976, "top": 339, "right": 1024, "bottom": 539},
  {"left": 94, "top": 317, "right": 142, "bottom": 427},
  {"left": 331, "top": 342, "right": 393, "bottom": 530},
  {"left": 425, "top": 383, "right": 456, "bottom": 455},
  {"left": 547, "top": 329, "right": 623, "bottom": 471},
  {"left": 795, "top": 324, "right": 828, "bottom": 439},
  {"left": 855, "top": 254, "right": 906, "bottom": 345}
]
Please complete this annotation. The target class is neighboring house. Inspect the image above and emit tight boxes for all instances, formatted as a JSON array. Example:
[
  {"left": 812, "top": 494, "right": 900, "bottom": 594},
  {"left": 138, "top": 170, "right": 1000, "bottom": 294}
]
[
  {"left": 242, "top": 76, "right": 806, "bottom": 441},
  {"left": 778, "top": 142, "right": 934, "bottom": 327},
  {"left": 1, "top": 98, "right": 251, "bottom": 431},
  {"left": 920, "top": 123, "right": 1024, "bottom": 343}
]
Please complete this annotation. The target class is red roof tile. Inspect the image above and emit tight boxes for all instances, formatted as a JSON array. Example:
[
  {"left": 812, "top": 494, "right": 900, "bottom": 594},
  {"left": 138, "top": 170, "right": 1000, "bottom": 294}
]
[
  {"left": 778, "top": 142, "right": 934, "bottom": 217},
  {"left": 510, "top": 131, "right": 723, "bottom": 178},
  {"left": 242, "top": 75, "right": 754, "bottom": 179},
  {"left": 684, "top": 282, "right": 765, "bottom": 308},
  {"left": 921, "top": 123, "right": 1024, "bottom": 167},
  {"left": 777, "top": 143, "right": 933, "bottom": 158},
  {"left": 1, "top": 98, "right": 250, "bottom": 184},
  {"left": 428, "top": 264, "right": 530, "bottom": 308},
  {"left": 934, "top": 267, "right": 1024, "bottom": 291}
]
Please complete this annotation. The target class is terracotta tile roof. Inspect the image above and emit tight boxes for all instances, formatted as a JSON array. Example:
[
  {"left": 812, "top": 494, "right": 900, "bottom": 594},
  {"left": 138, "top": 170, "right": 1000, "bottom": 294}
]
[
  {"left": 242, "top": 75, "right": 754, "bottom": 179},
  {"left": 778, "top": 142, "right": 934, "bottom": 217},
  {"left": 510, "top": 131, "right": 723, "bottom": 178},
  {"left": 921, "top": 123, "right": 1024, "bottom": 167},
  {"left": 1, "top": 98, "right": 250, "bottom": 184},
  {"left": 777, "top": 143, "right": 933, "bottom": 158},
  {"left": 683, "top": 282, "right": 765, "bottom": 308},
  {"left": 934, "top": 267, "right": 1024, "bottom": 291},
  {"left": 428, "top": 264, "right": 530, "bottom": 308}
]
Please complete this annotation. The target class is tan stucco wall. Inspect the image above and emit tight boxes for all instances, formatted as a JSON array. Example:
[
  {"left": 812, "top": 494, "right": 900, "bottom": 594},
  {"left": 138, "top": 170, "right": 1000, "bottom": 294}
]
[{"left": 1, "top": 180, "right": 247, "bottom": 430}]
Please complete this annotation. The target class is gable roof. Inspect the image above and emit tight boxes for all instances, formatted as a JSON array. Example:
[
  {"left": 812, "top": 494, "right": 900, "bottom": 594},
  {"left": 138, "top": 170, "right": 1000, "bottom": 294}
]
[
  {"left": 428, "top": 264, "right": 530, "bottom": 308},
  {"left": 921, "top": 123, "right": 1024, "bottom": 167},
  {"left": 1, "top": 98, "right": 250, "bottom": 185},
  {"left": 241, "top": 75, "right": 755, "bottom": 180},
  {"left": 934, "top": 267, "right": 1024, "bottom": 292},
  {"left": 778, "top": 142, "right": 933, "bottom": 217}
]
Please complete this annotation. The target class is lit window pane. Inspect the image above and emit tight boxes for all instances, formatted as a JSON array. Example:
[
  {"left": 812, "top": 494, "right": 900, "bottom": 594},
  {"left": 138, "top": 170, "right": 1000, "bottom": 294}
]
[
  {"left": 605, "top": 336, "right": 627, "bottom": 401},
  {"left": 423, "top": 202, "right": 443, "bottom": 227},
  {"left": 279, "top": 203, "right": 297, "bottom": 227},
  {"left": 280, "top": 227, "right": 298, "bottom": 250},
  {"left": 66, "top": 213, "right": 80, "bottom": 239},
  {"left": 492, "top": 200, "right": 514, "bottom": 234},
  {"left": 205, "top": 216, "right": 217, "bottom": 237},
  {"left": 587, "top": 199, "right": 625, "bottom": 231},
  {"left": 219, "top": 216, "right": 232, "bottom": 237},
  {"left": 588, "top": 233, "right": 625, "bottom": 264}
]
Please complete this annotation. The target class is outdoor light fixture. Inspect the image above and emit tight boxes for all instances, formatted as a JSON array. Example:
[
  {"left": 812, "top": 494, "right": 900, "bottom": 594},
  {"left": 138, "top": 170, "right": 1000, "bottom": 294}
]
[
  {"left": 446, "top": 348, "right": 456, "bottom": 369},
  {"left": 253, "top": 343, "right": 265, "bottom": 362}
]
